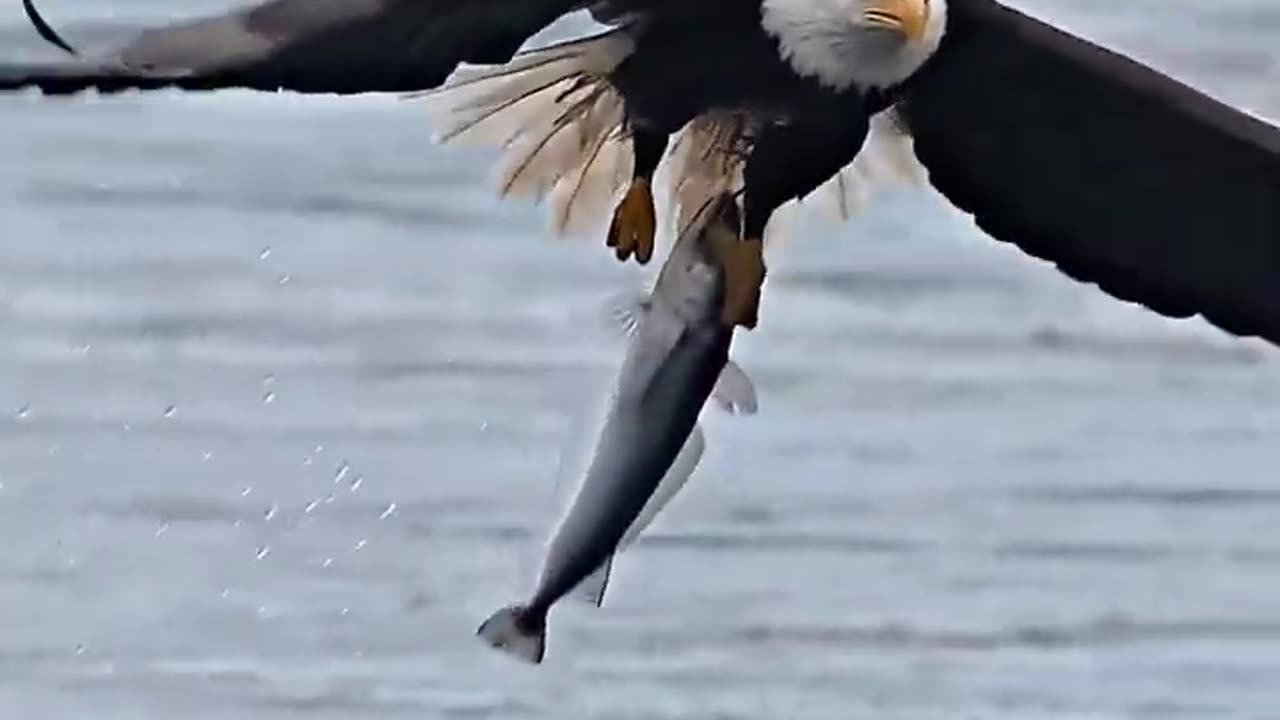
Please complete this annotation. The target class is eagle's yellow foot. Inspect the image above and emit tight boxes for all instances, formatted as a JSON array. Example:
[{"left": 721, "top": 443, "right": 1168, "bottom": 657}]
[
  {"left": 606, "top": 179, "right": 656, "bottom": 264},
  {"left": 708, "top": 231, "right": 766, "bottom": 330}
]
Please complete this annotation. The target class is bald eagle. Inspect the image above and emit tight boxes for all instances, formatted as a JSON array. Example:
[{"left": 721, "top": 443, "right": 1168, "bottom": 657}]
[{"left": 4, "top": 0, "right": 1279, "bottom": 346}]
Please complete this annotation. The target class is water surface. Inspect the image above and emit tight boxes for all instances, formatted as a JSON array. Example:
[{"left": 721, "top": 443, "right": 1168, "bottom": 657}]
[{"left": 1, "top": 2, "right": 1279, "bottom": 718}]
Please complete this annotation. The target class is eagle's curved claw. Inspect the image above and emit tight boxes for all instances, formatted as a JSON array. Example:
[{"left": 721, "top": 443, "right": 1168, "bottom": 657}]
[
  {"left": 708, "top": 231, "right": 766, "bottom": 330},
  {"left": 606, "top": 179, "right": 656, "bottom": 264}
]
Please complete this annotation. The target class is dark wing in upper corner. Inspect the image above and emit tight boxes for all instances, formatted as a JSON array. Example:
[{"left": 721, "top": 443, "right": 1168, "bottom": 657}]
[
  {"left": 0, "top": 0, "right": 587, "bottom": 95},
  {"left": 897, "top": 0, "right": 1280, "bottom": 345}
]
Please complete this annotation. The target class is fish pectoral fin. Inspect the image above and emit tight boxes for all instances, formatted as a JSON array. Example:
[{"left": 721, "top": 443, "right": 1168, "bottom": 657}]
[
  {"left": 600, "top": 290, "right": 652, "bottom": 339},
  {"left": 711, "top": 360, "right": 758, "bottom": 415}
]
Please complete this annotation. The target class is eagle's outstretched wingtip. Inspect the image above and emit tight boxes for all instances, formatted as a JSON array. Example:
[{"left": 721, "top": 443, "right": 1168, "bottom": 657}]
[{"left": 23, "top": 0, "right": 80, "bottom": 57}]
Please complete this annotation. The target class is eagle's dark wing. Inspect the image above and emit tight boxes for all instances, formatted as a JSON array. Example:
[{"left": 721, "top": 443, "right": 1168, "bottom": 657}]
[
  {"left": 0, "top": 0, "right": 589, "bottom": 95},
  {"left": 898, "top": 0, "right": 1280, "bottom": 345}
]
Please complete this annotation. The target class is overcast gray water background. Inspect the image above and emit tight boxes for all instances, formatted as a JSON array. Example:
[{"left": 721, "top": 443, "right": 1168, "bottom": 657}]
[{"left": 2, "top": 2, "right": 1280, "bottom": 718}]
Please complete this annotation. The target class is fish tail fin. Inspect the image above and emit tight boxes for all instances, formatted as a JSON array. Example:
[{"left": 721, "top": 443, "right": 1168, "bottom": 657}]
[
  {"left": 573, "top": 554, "right": 616, "bottom": 608},
  {"left": 476, "top": 604, "right": 547, "bottom": 664},
  {"left": 414, "top": 30, "right": 636, "bottom": 239}
]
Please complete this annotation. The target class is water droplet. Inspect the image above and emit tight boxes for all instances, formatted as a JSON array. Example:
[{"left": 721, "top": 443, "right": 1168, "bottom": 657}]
[
  {"left": 264, "top": 505, "right": 278, "bottom": 521},
  {"left": 314, "top": 444, "right": 325, "bottom": 453},
  {"left": 324, "top": 494, "right": 335, "bottom": 505},
  {"left": 0, "top": 481, "right": 5, "bottom": 491},
  {"left": 121, "top": 422, "right": 131, "bottom": 432},
  {"left": 340, "top": 608, "right": 350, "bottom": 616},
  {"left": 353, "top": 539, "right": 367, "bottom": 551},
  {"left": 321, "top": 558, "right": 334, "bottom": 568},
  {"left": 277, "top": 274, "right": 290, "bottom": 286},
  {"left": 379, "top": 503, "right": 397, "bottom": 521},
  {"left": 202, "top": 451, "right": 214, "bottom": 461},
  {"left": 259, "top": 247, "right": 272, "bottom": 260},
  {"left": 262, "top": 391, "right": 276, "bottom": 404},
  {"left": 334, "top": 461, "right": 350, "bottom": 483},
  {"left": 262, "top": 373, "right": 276, "bottom": 386},
  {"left": 155, "top": 523, "right": 169, "bottom": 538},
  {"left": 349, "top": 475, "right": 363, "bottom": 492},
  {"left": 301, "top": 455, "right": 312, "bottom": 466},
  {"left": 75, "top": 644, "right": 86, "bottom": 656},
  {"left": 76, "top": 343, "right": 92, "bottom": 355},
  {"left": 479, "top": 421, "right": 489, "bottom": 431},
  {"left": 232, "top": 520, "right": 242, "bottom": 529},
  {"left": 241, "top": 486, "right": 253, "bottom": 497},
  {"left": 163, "top": 405, "right": 176, "bottom": 418},
  {"left": 220, "top": 588, "right": 230, "bottom": 599},
  {"left": 255, "top": 545, "right": 270, "bottom": 560},
  {"left": 15, "top": 404, "right": 30, "bottom": 419},
  {"left": 304, "top": 499, "right": 319, "bottom": 513}
]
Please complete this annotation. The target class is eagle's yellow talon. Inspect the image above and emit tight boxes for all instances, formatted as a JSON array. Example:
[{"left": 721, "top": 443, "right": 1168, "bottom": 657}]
[
  {"left": 607, "top": 179, "right": 656, "bottom": 265},
  {"left": 708, "top": 232, "right": 766, "bottom": 330}
]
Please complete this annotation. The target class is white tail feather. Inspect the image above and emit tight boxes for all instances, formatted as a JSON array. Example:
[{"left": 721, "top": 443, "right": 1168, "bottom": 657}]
[
  {"left": 664, "top": 114, "right": 750, "bottom": 244},
  {"left": 544, "top": 106, "right": 631, "bottom": 237},
  {"left": 495, "top": 85, "right": 612, "bottom": 199},
  {"left": 417, "top": 31, "right": 635, "bottom": 239},
  {"left": 417, "top": 29, "right": 926, "bottom": 249}
]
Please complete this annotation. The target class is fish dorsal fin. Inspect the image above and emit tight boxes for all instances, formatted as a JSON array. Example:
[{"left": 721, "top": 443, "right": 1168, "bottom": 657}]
[
  {"left": 601, "top": 290, "right": 653, "bottom": 339},
  {"left": 711, "top": 360, "right": 758, "bottom": 415}
]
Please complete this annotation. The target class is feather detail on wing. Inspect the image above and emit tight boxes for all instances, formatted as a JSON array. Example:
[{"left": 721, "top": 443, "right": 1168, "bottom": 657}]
[
  {"left": 414, "top": 25, "right": 926, "bottom": 252},
  {"left": 415, "top": 30, "right": 635, "bottom": 238}
]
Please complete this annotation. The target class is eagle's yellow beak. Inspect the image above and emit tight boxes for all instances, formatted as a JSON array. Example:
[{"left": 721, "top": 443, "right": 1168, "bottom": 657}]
[{"left": 861, "top": 0, "right": 929, "bottom": 42}]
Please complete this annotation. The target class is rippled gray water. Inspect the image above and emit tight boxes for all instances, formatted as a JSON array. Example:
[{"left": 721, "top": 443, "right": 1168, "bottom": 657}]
[{"left": 2, "top": 2, "right": 1279, "bottom": 718}]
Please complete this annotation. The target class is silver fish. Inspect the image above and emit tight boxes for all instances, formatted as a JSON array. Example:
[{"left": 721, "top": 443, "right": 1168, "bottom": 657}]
[
  {"left": 476, "top": 194, "right": 755, "bottom": 664},
  {"left": 569, "top": 289, "right": 759, "bottom": 608}
]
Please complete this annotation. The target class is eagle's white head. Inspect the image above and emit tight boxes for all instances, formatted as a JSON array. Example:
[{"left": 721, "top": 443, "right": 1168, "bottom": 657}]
[{"left": 761, "top": 0, "right": 948, "bottom": 92}]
